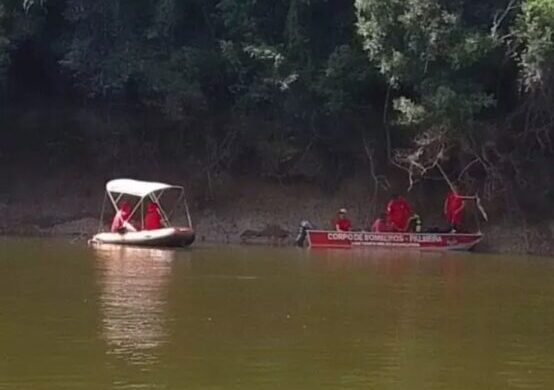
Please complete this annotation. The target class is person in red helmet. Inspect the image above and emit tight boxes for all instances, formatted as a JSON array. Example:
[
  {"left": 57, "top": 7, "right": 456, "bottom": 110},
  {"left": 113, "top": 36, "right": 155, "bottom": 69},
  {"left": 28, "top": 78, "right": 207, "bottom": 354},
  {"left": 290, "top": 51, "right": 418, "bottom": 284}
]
[
  {"left": 386, "top": 194, "right": 412, "bottom": 232},
  {"left": 444, "top": 185, "right": 470, "bottom": 232},
  {"left": 332, "top": 208, "right": 352, "bottom": 232},
  {"left": 111, "top": 201, "right": 136, "bottom": 233},
  {"left": 144, "top": 202, "right": 163, "bottom": 230}
]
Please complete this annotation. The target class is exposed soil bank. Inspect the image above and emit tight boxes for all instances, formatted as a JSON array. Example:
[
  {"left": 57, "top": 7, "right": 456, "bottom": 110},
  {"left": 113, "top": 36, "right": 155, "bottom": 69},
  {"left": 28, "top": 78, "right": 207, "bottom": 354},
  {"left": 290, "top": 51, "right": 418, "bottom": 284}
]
[{"left": 1, "top": 177, "right": 553, "bottom": 256}]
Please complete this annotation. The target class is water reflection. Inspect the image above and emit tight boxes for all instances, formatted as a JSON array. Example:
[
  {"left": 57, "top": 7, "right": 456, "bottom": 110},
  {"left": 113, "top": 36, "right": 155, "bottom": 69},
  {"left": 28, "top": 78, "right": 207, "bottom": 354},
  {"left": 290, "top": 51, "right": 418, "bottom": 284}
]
[
  {"left": 2, "top": 240, "right": 554, "bottom": 389},
  {"left": 305, "top": 249, "right": 472, "bottom": 388},
  {"left": 94, "top": 245, "right": 176, "bottom": 367}
]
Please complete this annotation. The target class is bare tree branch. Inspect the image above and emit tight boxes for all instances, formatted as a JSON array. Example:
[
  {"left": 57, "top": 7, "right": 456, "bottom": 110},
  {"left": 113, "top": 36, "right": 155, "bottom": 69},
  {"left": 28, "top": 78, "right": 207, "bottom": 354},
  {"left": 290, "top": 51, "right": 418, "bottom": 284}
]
[
  {"left": 491, "top": 0, "right": 519, "bottom": 40},
  {"left": 457, "top": 158, "right": 480, "bottom": 182},
  {"left": 392, "top": 128, "right": 449, "bottom": 190},
  {"left": 363, "top": 137, "right": 389, "bottom": 222}
]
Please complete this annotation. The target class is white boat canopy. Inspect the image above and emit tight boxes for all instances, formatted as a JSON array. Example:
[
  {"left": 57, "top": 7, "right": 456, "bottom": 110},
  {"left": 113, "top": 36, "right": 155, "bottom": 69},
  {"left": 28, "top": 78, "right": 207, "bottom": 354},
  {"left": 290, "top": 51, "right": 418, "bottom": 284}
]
[
  {"left": 106, "top": 179, "right": 182, "bottom": 198},
  {"left": 99, "top": 178, "right": 192, "bottom": 230}
]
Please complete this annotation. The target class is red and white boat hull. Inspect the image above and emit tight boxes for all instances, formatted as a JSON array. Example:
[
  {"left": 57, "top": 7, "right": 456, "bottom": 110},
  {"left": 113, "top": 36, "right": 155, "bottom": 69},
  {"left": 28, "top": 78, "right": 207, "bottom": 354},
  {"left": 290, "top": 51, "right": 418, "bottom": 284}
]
[
  {"left": 90, "top": 227, "right": 195, "bottom": 248},
  {"left": 307, "top": 230, "right": 482, "bottom": 251}
]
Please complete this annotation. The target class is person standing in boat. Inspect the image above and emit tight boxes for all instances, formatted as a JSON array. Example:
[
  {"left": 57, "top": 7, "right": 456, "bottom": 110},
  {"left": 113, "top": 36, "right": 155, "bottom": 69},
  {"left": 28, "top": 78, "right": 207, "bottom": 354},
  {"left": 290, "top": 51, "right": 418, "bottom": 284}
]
[
  {"left": 386, "top": 194, "right": 412, "bottom": 232},
  {"left": 111, "top": 201, "right": 137, "bottom": 233},
  {"left": 444, "top": 186, "right": 470, "bottom": 232},
  {"left": 144, "top": 202, "right": 163, "bottom": 230},
  {"left": 333, "top": 208, "right": 352, "bottom": 231}
]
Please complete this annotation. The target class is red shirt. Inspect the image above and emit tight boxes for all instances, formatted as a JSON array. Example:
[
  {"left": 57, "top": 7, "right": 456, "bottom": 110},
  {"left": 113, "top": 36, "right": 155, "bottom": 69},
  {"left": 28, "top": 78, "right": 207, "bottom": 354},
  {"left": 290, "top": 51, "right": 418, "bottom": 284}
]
[
  {"left": 144, "top": 204, "right": 162, "bottom": 230},
  {"left": 444, "top": 192, "right": 464, "bottom": 225},
  {"left": 335, "top": 218, "right": 352, "bottom": 232},
  {"left": 111, "top": 209, "right": 130, "bottom": 232},
  {"left": 386, "top": 197, "right": 412, "bottom": 231}
]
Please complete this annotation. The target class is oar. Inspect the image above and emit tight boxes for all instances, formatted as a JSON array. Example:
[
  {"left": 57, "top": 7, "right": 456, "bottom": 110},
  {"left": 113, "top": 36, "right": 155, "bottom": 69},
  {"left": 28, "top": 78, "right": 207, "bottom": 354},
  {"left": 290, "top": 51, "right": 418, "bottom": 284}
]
[
  {"left": 461, "top": 194, "right": 488, "bottom": 222},
  {"left": 475, "top": 195, "right": 488, "bottom": 222}
]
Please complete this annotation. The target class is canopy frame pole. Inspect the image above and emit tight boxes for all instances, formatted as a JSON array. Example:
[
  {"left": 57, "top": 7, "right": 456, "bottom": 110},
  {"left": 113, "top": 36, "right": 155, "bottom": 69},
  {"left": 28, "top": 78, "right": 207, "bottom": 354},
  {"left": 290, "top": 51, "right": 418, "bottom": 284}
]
[
  {"left": 141, "top": 201, "right": 144, "bottom": 231},
  {"left": 121, "top": 194, "right": 143, "bottom": 221},
  {"left": 114, "top": 193, "right": 123, "bottom": 205},
  {"left": 167, "top": 189, "right": 185, "bottom": 220},
  {"left": 183, "top": 196, "right": 192, "bottom": 228},
  {"left": 107, "top": 191, "right": 119, "bottom": 212},
  {"left": 129, "top": 198, "right": 142, "bottom": 221},
  {"left": 157, "top": 190, "right": 171, "bottom": 226},
  {"left": 108, "top": 191, "right": 142, "bottom": 221}
]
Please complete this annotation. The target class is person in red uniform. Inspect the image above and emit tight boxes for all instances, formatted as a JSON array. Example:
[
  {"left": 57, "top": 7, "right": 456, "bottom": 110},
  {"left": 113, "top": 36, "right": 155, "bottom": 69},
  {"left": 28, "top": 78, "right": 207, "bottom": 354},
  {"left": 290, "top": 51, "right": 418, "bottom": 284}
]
[
  {"left": 444, "top": 187, "right": 466, "bottom": 232},
  {"left": 386, "top": 194, "right": 412, "bottom": 232},
  {"left": 371, "top": 212, "right": 389, "bottom": 232},
  {"left": 111, "top": 201, "right": 136, "bottom": 233},
  {"left": 144, "top": 202, "right": 163, "bottom": 230},
  {"left": 333, "top": 208, "right": 352, "bottom": 231}
]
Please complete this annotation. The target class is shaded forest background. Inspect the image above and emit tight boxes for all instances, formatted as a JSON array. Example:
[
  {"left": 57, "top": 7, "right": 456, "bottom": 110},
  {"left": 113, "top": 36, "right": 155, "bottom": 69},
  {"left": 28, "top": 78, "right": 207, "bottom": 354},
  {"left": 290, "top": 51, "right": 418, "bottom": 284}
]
[{"left": 0, "top": 0, "right": 553, "bottom": 221}]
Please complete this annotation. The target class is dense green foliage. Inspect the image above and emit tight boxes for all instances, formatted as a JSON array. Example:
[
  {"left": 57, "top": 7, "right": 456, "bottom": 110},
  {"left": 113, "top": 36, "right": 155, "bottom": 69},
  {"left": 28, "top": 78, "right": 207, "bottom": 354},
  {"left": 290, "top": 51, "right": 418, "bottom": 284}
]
[
  {"left": 0, "top": 0, "right": 553, "bottom": 209},
  {"left": 516, "top": 0, "right": 554, "bottom": 89},
  {"left": 356, "top": 0, "right": 497, "bottom": 131}
]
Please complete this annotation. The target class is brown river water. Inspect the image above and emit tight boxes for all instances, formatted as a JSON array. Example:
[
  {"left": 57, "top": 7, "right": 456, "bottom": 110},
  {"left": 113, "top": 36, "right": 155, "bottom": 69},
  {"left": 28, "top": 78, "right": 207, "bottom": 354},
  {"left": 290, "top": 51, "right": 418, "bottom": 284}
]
[{"left": 0, "top": 238, "right": 553, "bottom": 389}]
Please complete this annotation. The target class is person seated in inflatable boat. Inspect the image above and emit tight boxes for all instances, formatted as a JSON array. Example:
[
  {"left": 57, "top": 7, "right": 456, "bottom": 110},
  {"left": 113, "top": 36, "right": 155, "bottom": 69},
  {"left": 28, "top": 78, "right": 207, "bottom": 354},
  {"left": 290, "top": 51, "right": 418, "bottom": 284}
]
[
  {"left": 144, "top": 202, "right": 164, "bottom": 230},
  {"left": 111, "top": 201, "right": 137, "bottom": 233}
]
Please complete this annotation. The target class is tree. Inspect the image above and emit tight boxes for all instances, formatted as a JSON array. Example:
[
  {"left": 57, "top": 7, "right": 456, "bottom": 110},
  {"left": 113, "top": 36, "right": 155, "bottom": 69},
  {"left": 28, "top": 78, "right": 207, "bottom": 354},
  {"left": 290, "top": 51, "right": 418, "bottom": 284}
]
[
  {"left": 355, "top": 0, "right": 497, "bottom": 141},
  {"left": 0, "top": 0, "right": 45, "bottom": 90},
  {"left": 513, "top": 0, "right": 554, "bottom": 150},
  {"left": 515, "top": 0, "right": 554, "bottom": 90}
]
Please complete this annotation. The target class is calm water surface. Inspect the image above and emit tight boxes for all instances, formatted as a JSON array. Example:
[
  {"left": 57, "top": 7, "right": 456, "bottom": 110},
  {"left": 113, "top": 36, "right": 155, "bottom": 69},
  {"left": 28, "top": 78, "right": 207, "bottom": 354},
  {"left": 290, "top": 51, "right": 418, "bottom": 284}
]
[{"left": 0, "top": 238, "right": 553, "bottom": 389}]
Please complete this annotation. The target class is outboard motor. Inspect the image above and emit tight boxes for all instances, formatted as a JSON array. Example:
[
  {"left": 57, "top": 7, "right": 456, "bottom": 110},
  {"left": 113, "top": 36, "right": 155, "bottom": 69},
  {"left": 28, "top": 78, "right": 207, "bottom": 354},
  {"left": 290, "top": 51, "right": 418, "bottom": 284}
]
[
  {"left": 407, "top": 214, "right": 423, "bottom": 232},
  {"left": 414, "top": 214, "right": 422, "bottom": 232},
  {"left": 295, "top": 220, "right": 314, "bottom": 247}
]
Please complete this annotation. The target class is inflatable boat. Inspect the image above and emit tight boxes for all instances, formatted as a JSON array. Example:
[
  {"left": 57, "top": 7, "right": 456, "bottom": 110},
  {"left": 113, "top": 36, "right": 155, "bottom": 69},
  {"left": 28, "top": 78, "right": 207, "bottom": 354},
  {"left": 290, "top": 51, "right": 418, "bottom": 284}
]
[{"left": 90, "top": 179, "right": 195, "bottom": 248}]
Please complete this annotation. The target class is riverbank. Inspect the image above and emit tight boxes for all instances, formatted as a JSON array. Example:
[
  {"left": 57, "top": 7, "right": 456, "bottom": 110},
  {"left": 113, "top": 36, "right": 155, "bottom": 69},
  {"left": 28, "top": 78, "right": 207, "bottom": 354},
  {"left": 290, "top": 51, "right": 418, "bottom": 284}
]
[{"left": 1, "top": 176, "right": 553, "bottom": 256}]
